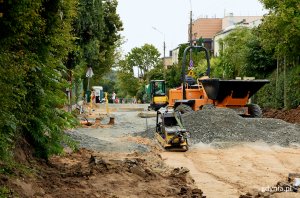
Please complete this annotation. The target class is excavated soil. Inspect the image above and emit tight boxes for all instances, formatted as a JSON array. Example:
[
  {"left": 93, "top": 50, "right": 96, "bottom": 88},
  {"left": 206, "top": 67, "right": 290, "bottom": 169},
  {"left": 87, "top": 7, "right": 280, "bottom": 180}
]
[
  {"left": 2, "top": 148, "right": 204, "bottom": 198},
  {"left": 263, "top": 106, "right": 300, "bottom": 124}
]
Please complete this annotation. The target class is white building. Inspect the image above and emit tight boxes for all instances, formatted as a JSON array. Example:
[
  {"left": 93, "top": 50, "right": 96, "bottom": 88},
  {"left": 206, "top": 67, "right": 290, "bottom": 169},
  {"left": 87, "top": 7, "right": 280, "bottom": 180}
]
[
  {"left": 171, "top": 47, "right": 179, "bottom": 65},
  {"left": 213, "top": 16, "right": 262, "bottom": 57}
]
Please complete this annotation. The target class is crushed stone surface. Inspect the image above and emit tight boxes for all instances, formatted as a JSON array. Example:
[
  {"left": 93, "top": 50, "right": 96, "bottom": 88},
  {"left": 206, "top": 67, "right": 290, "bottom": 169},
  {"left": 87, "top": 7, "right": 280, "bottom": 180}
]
[
  {"left": 136, "top": 108, "right": 300, "bottom": 147},
  {"left": 181, "top": 108, "right": 300, "bottom": 146},
  {"left": 66, "top": 130, "right": 149, "bottom": 153}
]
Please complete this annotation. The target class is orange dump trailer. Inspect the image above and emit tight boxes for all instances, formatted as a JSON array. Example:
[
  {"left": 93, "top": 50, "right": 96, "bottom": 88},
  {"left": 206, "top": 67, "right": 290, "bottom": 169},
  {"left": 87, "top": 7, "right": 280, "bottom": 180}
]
[{"left": 168, "top": 45, "right": 269, "bottom": 117}]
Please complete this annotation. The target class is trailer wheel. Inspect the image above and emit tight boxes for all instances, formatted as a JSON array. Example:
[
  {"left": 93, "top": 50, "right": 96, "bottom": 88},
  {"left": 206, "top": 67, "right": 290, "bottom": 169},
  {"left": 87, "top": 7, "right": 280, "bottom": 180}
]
[
  {"left": 247, "top": 104, "right": 262, "bottom": 118},
  {"left": 175, "top": 104, "right": 193, "bottom": 114}
]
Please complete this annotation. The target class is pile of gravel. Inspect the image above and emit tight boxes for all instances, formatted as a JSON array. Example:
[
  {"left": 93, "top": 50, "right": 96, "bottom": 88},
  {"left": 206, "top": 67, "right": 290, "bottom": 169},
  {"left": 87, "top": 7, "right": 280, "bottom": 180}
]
[{"left": 181, "top": 108, "right": 300, "bottom": 146}]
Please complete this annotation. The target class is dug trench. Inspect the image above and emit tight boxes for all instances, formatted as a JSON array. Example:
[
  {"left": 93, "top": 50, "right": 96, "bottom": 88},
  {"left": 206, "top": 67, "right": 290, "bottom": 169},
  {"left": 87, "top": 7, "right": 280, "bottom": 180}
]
[
  {"left": 2, "top": 104, "right": 300, "bottom": 198},
  {"left": 3, "top": 146, "right": 203, "bottom": 198}
]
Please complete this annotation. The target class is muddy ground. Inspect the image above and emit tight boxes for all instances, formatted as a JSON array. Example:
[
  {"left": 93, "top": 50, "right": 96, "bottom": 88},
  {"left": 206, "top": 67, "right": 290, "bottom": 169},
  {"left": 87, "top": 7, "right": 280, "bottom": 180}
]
[
  {"left": 3, "top": 147, "right": 203, "bottom": 198},
  {"left": 263, "top": 106, "right": 300, "bottom": 124},
  {"left": 2, "top": 103, "right": 300, "bottom": 198}
]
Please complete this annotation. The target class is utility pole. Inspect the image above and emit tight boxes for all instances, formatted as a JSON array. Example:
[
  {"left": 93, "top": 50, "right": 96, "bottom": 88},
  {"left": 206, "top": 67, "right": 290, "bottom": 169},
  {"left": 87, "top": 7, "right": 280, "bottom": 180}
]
[
  {"left": 189, "top": 7, "right": 193, "bottom": 65},
  {"left": 189, "top": 11, "right": 193, "bottom": 49},
  {"left": 152, "top": 26, "right": 166, "bottom": 79},
  {"left": 163, "top": 40, "right": 166, "bottom": 66}
]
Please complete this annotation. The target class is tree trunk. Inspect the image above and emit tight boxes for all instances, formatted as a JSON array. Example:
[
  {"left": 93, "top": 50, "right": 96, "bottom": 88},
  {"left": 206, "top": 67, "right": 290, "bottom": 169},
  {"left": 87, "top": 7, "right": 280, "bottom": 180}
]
[
  {"left": 68, "top": 69, "right": 72, "bottom": 112},
  {"left": 276, "top": 57, "right": 279, "bottom": 108},
  {"left": 283, "top": 56, "right": 287, "bottom": 109}
]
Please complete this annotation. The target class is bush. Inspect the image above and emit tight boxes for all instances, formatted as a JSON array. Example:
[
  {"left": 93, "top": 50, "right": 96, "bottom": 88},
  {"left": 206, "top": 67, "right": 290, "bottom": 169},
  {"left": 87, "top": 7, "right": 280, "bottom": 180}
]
[{"left": 257, "top": 65, "right": 300, "bottom": 109}]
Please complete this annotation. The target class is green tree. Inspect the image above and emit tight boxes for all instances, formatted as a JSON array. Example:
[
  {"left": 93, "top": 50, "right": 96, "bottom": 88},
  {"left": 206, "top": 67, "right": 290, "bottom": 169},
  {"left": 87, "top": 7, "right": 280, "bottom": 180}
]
[
  {"left": 0, "top": 0, "right": 77, "bottom": 159},
  {"left": 73, "top": 0, "right": 104, "bottom": 69},
  {"left": 216, "top": 27, "right": 276, "bottom": 79},
  {"left": 116, "top": 72, "right": 140, "bottom": 98},
  {"left": 257, "top": 65, "right": 300, "bottom": 109},
  {"left": 114, "top": 44, "right": 162, "bottom": 101},
  {"left": 258, "top": 0, "right": 300, "bottom": 108},
  {"left": 218, "top": 27, "right": 253, "bottom": 78},
  {"left": 101, "top": 71, "right": 117, "bottom": 95},
  {"left": 244, "top": 29, "right": 276, "bottom": 78},
  {"left": 98, "top": 0, "right": 123, "bottom": 75},
  {"left": 115, "top": 60, "right": 139, "bottom": 98},
  {"left": 72, "top": 0, "right": 123, "bottom": 92},
  {"left": 126, "top": 44, "right": 161, "bottom": 81},
  {"left": 258, "top": 0, "right": 300, "bottom": 60},
  {"left": 147, "top": 62, "right": 165, "bottom": 80},
  {"left": 165, "top": 64, "right": 182, "bottom": 88}
]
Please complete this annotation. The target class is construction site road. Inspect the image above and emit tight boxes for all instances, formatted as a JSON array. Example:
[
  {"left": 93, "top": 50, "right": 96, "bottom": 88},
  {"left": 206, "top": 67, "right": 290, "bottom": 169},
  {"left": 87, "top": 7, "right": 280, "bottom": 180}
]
[
  {"left": 69, "top": 103, "right": 300, "bottom": 198},
  {"left": 161, "top": 143, "right": 300, "bottom": 197}
]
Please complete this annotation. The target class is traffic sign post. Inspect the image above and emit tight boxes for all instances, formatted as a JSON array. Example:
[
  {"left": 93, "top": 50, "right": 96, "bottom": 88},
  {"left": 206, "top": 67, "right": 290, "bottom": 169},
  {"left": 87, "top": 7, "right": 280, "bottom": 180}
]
[
  {"left": 86, "top": 67, "right": 94, "bottom": 91},
  {"left": 86, "top": 67, "right": 94, "bottom": 102},
  {"left": 187, "top": 70, "right": 196, "bottom": 78}
]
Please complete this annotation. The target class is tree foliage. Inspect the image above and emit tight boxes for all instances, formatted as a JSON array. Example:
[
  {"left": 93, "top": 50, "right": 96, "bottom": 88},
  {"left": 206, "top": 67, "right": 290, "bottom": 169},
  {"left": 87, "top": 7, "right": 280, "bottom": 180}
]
[
  {"left": 147, "top": 62, "right": 165, "bottom": 81},
  {"left": 258, "top": 0, "right": 300, "bottom": 60},
  {"left": 114, "top": 44, "right": 162, "bottom": 101},
  {"left": 165, "top": 64, "right": 182, "bottom": 88},
  {"left": 72, "top": 0, "right": 123, "bottom": 91},
  {"left": 217, "top": 27, "right": 276, "bottom": 79},
  {"left": 0, "top": 0, "right": 123, "bottom": 161},
  {"left": 218, "top": 27, "right": 254, "bottom": 78},
  {"left": 244, "top": 29, "right": 277, "bottom": 78},
  {"left": 116, "top": 72, "right": 140, "bottom": 98},
  {"left": 126, "top": 44, "right": 161, "bottom": 80},
  {"left": 0, "top": 0, "right": 78, "bottom": 159},
  {"left": 258, "top": 0, "right": 300, "bottom": 108},
  {"left": 256, "top": 65, "right": 300, "bottom": 109}
]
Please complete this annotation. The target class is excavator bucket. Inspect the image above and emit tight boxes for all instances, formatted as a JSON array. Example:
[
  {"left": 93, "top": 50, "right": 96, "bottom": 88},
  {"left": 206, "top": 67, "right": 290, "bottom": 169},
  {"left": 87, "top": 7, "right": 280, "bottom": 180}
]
[{"left": 200, "top": 78, "right": 270, "bottom": 102}]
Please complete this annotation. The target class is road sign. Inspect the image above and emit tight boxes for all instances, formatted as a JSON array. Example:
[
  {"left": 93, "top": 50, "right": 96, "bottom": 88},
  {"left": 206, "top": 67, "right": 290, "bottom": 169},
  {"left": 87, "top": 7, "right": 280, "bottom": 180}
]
[
  {"left": 86, "top": 67, "right": 94, "bottom": 78},
  {"left": 187, "top": 70, "right": 195, "bottom": 77},
  {"left": 86, "top": 67, "right": 94, "bottom": 92},
  {"left": 188, "top": 66, "right": 194, "bottom": 70},
  {"left": 189, "top": 60, "right": 193, "bottom": 67}
]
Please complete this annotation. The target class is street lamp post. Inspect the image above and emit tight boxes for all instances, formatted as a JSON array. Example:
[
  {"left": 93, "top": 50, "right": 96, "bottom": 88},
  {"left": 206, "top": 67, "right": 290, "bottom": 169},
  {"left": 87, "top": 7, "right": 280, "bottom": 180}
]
[
  {"left": 152, "top": 27, "right": 166, "bottom": 70},
  {"left": 189, "top": 0, "right": 194, "bottom": 64}
]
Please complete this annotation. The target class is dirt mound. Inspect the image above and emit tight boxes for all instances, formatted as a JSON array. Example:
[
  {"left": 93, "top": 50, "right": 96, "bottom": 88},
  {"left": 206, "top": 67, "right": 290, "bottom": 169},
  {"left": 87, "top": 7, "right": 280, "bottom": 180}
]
[
  {"left": 181, "top": 108, "right": 300, "bottom": 146},
  {"left": 263, "top": 106, "right": 300, "bottom": 124},
  {"left": 2, "top": 148, "right": 204, "bottom": 198}
]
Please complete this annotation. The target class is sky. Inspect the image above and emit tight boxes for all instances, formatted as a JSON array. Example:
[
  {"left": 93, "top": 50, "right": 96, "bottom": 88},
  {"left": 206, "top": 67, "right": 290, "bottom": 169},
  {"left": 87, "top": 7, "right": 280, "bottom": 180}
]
[{"left": 117, "top": 0, "right": 267, "bottom": 57}]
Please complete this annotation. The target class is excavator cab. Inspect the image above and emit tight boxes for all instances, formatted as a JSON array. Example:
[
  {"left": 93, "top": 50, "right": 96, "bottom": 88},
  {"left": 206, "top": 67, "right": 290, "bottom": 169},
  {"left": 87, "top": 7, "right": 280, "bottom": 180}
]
[{"left": 148, "top": 80, "right": 168, "bottom": 111}]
